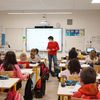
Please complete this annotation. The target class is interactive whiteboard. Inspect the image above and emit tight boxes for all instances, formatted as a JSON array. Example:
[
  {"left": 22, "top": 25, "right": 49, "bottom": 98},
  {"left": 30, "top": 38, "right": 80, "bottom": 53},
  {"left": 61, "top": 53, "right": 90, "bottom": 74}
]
[{"left": 26, "top": 28, "right": 62, "bottom": 51}]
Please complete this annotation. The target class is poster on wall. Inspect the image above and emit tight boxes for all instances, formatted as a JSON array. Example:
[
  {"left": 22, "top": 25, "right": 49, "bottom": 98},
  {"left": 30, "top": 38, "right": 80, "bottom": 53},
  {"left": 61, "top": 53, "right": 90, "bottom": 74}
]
[
  {"left": 65, "top": 29, "right": 85, "bottom": 51},
  {"left": 65, "top": 29, "right": 85, "bottom": 36}
]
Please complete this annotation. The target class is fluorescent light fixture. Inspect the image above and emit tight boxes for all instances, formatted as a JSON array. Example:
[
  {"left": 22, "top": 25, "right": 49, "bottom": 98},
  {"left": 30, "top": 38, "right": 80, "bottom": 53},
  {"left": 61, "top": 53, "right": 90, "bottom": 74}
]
[
  {"left": 8, "top": 12, "right": 72, "bottom": 15},
  {"left": 92, "top": 0, "right": 100, "bottom": 3}
]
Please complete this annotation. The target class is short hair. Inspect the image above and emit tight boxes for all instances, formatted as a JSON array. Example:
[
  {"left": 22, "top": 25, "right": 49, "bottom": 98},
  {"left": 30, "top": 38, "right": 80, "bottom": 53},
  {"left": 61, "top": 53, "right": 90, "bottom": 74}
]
[
  {"left": 68, "top": 58, "right": 81, "bottom": 74},
  {"left": 35, "top": 48, "right": 39, "bottom": 54},
  {"left": 20, "top": 53, "right": 27, "bottom": 58},
  {"left": 48, "top": 36, "right": 54, "bottom": 40},
  {"left": 90, "top": 50, "right": 97, "bottom": 59},
  {"left": 30, "top": 48, "right": 35, "bottom": 59},
  {"left": 80, "top": 67, "right": 96, "bottom": 84},
  {"left": 20, "top": 53, "right": 27, "bottom": 61},
  {"left": 31, "top": 48, "right": 35, "bottom": 53}
]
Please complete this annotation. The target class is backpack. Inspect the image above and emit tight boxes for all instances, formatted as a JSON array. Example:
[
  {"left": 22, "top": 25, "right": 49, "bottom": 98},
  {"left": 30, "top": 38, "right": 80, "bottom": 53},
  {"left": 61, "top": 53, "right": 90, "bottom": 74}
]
[
  {"left": 40, "top": 62, "right": 49, "bottom": 80},
  {"left": 34, "top": 78, "right": 45, "bottom": 98},
  {"left": 6, "top": 89, "right": 21, "bottom": 100},
  {"left": 24, "top": 76, "right": 34, "bottom": 100}
]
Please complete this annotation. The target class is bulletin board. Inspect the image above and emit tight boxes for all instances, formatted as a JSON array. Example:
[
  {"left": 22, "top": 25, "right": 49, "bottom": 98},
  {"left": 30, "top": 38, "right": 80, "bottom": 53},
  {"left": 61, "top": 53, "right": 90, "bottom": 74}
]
[{"left": 65, "top": 29, "right": 85, "bottom": 50}]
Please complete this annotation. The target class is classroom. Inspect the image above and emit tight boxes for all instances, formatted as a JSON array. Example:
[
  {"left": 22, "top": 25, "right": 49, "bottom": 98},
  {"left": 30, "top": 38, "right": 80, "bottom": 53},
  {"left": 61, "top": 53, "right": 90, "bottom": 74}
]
[{"left": 0, "top": 0, "right": 100, "bottom": 100}]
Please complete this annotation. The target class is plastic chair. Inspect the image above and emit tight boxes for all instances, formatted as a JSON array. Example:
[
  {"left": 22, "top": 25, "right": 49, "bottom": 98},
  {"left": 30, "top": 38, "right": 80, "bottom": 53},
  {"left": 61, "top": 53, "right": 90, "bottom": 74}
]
[
  {"left": 67, "top": 75, "right": 80, "bottom": 81},
  {"left": 0, "top": 71, "right": 14, "bottom": 77}
]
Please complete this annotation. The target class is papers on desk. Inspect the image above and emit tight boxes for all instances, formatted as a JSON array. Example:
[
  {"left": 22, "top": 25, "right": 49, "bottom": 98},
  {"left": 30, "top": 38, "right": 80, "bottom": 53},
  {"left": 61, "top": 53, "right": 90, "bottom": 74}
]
[
  {"left": 59, "top": 63, "right": 66, "bottom": 67},
  {"left": 61, "top": 60, "right": 67, "bottom": 63},
  {"left": 21, "top": 69, "right": 33, "bottom": 74},
  {"left": 81, "top": 64, "right": 90, "bottom": 68},
  {"left": 0, "top": 78, "right": 19, "bottom": 89},
  {"left": 57, "top": 83, "right": 74, "bottom": 95},
  {"left": 29, "top": 63, "right": 39, "bottom": 67},
  {"left": 96, "top": 74, "right": 100, "bottom": 80},
  {"left": 70, "top": 83, "right": 81, "bottom": 93},
  {"left": 41, "top": 59, "right": 45, "bottom": 62},
  {"left": 57, "top": 83, "right": 81, "bottom": 96},
  {"left": 79, "top": 60, "right": 86, "bottom": 64}
]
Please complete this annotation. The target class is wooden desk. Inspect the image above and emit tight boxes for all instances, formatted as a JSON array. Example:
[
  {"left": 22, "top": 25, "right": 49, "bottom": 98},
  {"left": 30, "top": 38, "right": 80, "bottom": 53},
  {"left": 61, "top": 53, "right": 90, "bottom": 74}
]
[
  {"left": 29, "top": 63, "right": 39, "bottom": 82},
  {"left": 21, "top": 69, "right": 33, "bottom": 75},
  {"left": 41, "top": 58, "right": 47, "bottom": 64},
  {"left": 81, "top": 64, "right": 90, "bottom": 68},
  {"left": 59, "top": 63, "right": 67, "bottom": 71},
  {"left": 57, "top": 83, "right": 80, "bottom": 100},
  {"left": 96, "top": 73, "right": 100, "bottom": 80},
  {"left": 79, "top": 60, "right": 86, "bottom": 64},
  {"left": 0, "top": 78, "right": 19, "bottom": 91},
  {"left": 78, "top": 55, "right": 86, "bottom": 60},
  {"left": 59, "top": 63, "right": 67, "bottom": 82},
  {"left": 61, "top": 60, "right": 67, "bottom": 63}
]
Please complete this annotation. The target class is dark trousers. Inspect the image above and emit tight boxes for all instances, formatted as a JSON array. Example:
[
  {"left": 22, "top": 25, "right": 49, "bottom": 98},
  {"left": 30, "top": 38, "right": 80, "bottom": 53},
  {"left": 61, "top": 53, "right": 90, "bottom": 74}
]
[{"left": 48, "top": 54, "right": 58, "bottom": 73}]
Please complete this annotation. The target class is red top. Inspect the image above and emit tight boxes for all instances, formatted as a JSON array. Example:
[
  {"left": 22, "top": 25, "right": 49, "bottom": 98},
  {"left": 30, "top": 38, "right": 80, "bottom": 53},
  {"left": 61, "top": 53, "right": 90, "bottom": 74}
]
[
  {"left": 47, "top": 41, "right": 59, "bottom": 55},
  {"left": 72, "top": 83, "right": 100, "bottom": 99},
  {"left": 18, "top": 61, "right": 30, "bottom": 68}
]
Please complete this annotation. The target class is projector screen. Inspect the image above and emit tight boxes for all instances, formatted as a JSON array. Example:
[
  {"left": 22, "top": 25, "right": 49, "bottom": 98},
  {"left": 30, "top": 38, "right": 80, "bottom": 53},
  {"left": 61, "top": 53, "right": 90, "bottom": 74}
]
[{"left": 26, "top": 28, "right": 62, "bottom": 51}]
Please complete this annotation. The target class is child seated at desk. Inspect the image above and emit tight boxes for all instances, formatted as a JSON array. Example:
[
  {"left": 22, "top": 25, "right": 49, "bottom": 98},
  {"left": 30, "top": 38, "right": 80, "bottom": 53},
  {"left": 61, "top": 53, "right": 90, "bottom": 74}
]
[
  {"left": 29, "top": 48, "right": 41, "bottom": 63},
  {"left": 86, "top": 50, "right": 98, "bottom": 67},
  {"left": 18, "top": 52, "right": 29, "bottom": 68},
  {"left": 72, "top": 67, "right": 100, "bottom": 99},
  {"left": 59, "top": 58, "right": 81, "bottom": 80},
  {"left": 35, "top": 48, "right": 41, "bottom": 60},
  {"left": 0, "top": 51, "right": 29, "bottom": 90},
  {"left": 96, "top": 54, "right": 100, "bottom": 65},
  {"left": 68, "top": 48, "right": 78, "bottom": 60}
]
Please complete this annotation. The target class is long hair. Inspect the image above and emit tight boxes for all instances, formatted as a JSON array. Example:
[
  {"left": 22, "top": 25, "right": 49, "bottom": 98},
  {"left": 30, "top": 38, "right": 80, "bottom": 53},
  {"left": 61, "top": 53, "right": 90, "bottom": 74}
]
[
  {"left": 90, "top": 50, "right": 97, "bottom": 60},
  {"left": 3, "top": 51, "right": 17, "bottom": 71},
  {"left": 68, "top": 49, "right": 78, "bottom": 60},
  {"left": 68, "top": 58, "right": 81, "bottom": 74}
]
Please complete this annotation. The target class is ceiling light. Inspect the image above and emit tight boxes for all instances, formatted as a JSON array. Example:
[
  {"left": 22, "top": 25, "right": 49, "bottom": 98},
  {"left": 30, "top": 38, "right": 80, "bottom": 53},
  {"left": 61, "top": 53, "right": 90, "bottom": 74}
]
[
  {"left": 91, "top": 0, "right": 100, "bottom": 3},
  {"left": 8, "top": 12, "right": 72, "bottom": 15}
]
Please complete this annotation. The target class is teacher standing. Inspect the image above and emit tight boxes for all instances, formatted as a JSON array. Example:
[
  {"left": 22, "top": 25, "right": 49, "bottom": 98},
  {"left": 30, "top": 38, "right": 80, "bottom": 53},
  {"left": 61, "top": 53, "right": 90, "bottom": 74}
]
[{"left": 47, "top": 36, "right": 59, "bottom": 76}]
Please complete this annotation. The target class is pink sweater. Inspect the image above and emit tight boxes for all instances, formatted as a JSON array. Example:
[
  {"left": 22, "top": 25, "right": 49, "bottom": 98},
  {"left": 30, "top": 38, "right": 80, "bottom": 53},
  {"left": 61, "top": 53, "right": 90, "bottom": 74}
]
[{"left": 0, "top": 64, "right": 28, "bottom": 80}]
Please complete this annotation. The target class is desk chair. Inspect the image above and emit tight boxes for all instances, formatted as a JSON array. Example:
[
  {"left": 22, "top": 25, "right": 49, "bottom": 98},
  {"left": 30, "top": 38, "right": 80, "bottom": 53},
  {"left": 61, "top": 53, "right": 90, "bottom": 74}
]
[
  {"left": 67, "top": 75, "right": 80, "bottom": 82},
  {"left": 94, "top": 65, "right": 100, "bottom": 73},
  {"left": 0, "top": 71, "right": 14, "bottom": 78},
  {"left": 71, "top": 97, "right": 83, "bottom": 100}
]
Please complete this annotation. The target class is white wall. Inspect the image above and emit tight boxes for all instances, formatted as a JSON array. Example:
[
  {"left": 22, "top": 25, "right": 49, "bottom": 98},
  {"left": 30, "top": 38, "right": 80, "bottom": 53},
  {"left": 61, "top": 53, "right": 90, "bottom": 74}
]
[{"left": 0, "top": 10, "right": 100, "bottom": 59}]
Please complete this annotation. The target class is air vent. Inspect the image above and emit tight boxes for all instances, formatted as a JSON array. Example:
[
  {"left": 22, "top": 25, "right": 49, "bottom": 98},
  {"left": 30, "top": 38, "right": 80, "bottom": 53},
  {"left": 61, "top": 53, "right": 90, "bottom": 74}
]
[{"left": 67, "top": 19, "right": 73, "bottom": 25}]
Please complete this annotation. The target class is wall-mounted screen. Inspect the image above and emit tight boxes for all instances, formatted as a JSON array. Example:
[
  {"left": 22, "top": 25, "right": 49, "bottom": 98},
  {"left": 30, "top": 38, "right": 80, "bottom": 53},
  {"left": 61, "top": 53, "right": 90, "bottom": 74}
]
[
  {"left": 26, "top": 28, "right": 62, "bottom": 51},
  {"left": 86, "top": 47, "right": 95, "bottom": 53}
]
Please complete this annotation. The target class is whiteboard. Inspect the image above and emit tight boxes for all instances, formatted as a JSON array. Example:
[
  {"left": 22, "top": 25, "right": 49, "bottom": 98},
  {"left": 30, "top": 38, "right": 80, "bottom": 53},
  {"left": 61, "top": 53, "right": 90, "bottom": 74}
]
[{"left": 26, "top": 28, "right": 63, "bottom": 51}]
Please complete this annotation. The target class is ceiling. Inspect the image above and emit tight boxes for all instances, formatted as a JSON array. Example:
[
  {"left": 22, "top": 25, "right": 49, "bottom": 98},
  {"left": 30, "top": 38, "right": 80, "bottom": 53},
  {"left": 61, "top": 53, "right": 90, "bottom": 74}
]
[{"left": 0, "top": 0, "right": 100, "bottom": 11}]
